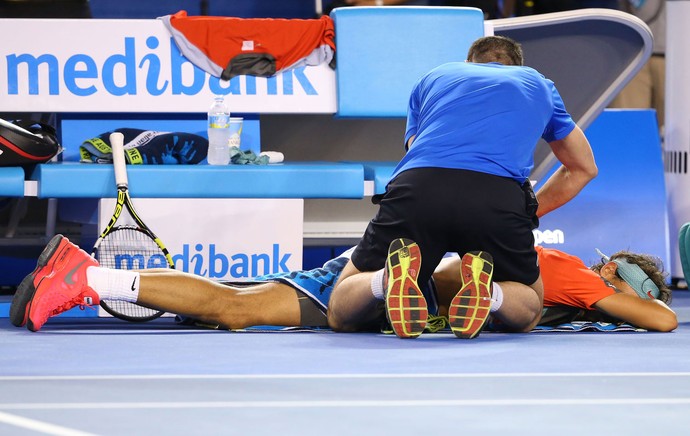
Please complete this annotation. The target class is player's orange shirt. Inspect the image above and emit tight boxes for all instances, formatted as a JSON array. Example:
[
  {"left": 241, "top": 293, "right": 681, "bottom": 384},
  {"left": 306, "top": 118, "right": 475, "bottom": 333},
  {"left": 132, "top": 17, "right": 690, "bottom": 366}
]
[{"left": 536, "top": 246, "right": 616, "bottom": 310}]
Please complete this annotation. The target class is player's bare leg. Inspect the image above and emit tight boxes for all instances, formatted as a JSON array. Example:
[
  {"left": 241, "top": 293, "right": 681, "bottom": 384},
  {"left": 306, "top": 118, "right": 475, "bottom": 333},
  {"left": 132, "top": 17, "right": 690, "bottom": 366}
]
[{"left": 135, "top": 270, "right": 301, "bottom": 328}]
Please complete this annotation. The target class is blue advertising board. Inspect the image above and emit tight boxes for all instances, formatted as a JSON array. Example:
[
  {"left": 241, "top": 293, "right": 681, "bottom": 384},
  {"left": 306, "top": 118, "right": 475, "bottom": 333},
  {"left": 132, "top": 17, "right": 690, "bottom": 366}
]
[{"left": 536, "top": 109, "right": 669, "bottom": 273}]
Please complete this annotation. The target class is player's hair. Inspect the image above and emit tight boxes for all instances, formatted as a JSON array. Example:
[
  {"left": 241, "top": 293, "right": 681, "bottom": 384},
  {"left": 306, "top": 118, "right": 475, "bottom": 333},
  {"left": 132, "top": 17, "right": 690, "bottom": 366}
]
[
  {"left": 590, "top": 251, "right": 671, "bottom": 304},
  {"left": 467, "top": 35, "right": 524, "bottom": 66}
]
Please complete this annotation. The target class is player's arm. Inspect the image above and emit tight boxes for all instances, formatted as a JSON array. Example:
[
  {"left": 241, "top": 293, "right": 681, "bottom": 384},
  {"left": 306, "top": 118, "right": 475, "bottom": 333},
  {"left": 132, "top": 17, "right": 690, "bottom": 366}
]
[
  {"left": 535, "top": 125, "right": 598, "bottom": 217},
  {"left": 592, "top": 293, "right": 678, "bottom": 332}
]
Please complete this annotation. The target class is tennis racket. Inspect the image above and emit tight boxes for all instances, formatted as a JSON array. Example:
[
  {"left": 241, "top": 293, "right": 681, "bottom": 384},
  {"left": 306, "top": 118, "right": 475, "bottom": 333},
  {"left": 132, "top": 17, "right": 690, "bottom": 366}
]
[{"left": 92, "top": 132, "right": 174, "bottom": 322}]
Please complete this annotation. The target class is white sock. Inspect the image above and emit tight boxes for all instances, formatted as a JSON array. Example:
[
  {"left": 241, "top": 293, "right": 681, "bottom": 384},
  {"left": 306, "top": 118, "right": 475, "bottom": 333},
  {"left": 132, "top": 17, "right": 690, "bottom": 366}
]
[
  {"left": 86, "top": 266, "right": 140, "bottom": 302},
  {"left": 490, "top": 282, "right": 504, "bottom": 313},
  {"left": 370, "top": 269, "right": 385, "bottom": 300}
]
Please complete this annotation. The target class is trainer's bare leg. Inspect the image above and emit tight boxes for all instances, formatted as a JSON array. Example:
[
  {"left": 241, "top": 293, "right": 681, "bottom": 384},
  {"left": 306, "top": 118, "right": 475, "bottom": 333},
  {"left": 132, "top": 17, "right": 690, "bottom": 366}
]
[
  {"left": 433, "top": 257, "right": 544, "bottom": 332},
  {"left": 327, "top": 261, "right": 384, "bottom": 332},
  {"left": 134, "top": 269, "right": 301, "bottom": 329}
]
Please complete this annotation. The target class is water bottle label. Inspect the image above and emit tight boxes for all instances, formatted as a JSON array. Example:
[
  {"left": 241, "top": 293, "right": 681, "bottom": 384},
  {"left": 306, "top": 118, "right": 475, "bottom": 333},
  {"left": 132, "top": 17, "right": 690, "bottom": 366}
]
[{"left": 209, "top": 114, "right": 230, "bottom": 129}]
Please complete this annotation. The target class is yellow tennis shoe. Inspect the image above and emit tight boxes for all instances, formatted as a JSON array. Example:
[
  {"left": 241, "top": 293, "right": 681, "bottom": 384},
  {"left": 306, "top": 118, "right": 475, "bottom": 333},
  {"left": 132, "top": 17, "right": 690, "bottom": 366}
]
[
  {"left": 448, "top": 251, "right": 494, "bottom": 339},
  {"left": 384, "top": 238, "right": 428, "bottom": 339}
]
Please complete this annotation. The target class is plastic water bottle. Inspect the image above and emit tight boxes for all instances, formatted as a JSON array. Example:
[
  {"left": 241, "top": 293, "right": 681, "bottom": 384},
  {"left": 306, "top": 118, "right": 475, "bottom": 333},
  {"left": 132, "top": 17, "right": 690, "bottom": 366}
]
[{"left": 207, "top": 96, "right": 231, "bottom": 165}]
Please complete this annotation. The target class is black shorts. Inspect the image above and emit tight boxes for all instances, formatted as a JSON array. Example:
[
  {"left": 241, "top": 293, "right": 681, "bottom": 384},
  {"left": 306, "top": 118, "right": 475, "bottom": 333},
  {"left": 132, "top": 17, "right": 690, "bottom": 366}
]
[{"left": 351, "top": 167, "right": 540, "bottom": 285}]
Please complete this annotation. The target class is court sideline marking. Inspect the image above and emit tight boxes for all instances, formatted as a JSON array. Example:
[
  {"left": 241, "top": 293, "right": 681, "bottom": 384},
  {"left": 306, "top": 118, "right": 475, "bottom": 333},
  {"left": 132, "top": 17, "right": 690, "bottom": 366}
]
[
  {"left": 0, "top": 410, "right": 96, "bottom": 436},
  {"left": 1, "top": 398, "right": 690, "bottom": 410},
  {"left": 1, "top": 372, "right": 690, "bottom": 381}
]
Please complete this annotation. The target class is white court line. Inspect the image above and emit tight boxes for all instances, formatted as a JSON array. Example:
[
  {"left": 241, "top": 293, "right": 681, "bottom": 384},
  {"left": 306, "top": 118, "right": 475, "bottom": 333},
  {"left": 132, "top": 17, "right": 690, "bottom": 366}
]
[
  {"left": 1, "top": 372, "right": 690, "bottom": 381},
  {"left": 0, "top": 411, "right": 96, "bottom": 436},
  {"left": 1, "top": 398, "right": 690, "bottom": 410}
]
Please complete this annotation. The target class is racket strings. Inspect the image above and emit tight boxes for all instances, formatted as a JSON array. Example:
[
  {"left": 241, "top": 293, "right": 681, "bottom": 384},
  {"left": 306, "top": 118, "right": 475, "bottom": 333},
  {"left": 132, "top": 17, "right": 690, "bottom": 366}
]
[
  {"left": 97, "top": 227, "right": 168, "bottom": 269},
  {"left": 94, "top": 226, "right": 170, "bottom": 321},
  {"left": 104, "top": 300, "right": 159, "bottom": 319}
]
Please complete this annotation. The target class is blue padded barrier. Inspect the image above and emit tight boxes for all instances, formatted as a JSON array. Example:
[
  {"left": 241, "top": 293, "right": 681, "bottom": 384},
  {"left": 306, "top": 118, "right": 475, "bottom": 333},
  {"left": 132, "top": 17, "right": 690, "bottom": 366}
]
[
  {"left": 537, "top": 109, "right": 668, "bottom": 269},
  {"left": 29, "top": 162, "right": 365, "bottom": 199},
  {"left": 0, "top": 167, "right": 25, "bottom": 197},
  {"left": 332, "top": 6, "right": 485, "bottom": 117}
]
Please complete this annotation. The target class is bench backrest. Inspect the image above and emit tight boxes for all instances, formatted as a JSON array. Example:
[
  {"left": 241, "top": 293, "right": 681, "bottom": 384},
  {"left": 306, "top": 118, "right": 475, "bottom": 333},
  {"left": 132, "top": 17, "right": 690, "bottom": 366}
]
[{"left": 332, "top": 6, "right": 485, "bottom": 117}]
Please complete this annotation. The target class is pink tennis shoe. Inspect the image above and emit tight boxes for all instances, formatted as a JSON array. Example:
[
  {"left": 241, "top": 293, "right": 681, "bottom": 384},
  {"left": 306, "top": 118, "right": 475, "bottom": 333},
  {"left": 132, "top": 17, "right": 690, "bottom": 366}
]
[{"left": 10, "top": 234, "right": 100, "bottom": 332}]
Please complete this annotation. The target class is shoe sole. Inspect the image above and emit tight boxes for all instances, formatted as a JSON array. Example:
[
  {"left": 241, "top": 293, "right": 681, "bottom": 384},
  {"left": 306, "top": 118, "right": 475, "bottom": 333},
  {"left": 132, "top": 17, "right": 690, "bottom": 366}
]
[
  {"left": 448, "top": 251, "right": 493, "bottom": 339},
  {"left": 9, "top": 235, "right": 66, "bottom": 327},
  {"left": 385, "top": 238, "right": 427, "bottom": 339}
]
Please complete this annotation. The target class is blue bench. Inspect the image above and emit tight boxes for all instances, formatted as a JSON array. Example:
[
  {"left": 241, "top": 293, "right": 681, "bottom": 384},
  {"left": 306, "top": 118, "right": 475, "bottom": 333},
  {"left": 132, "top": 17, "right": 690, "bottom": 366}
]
[{"left": 29, "top": 162, "right": 365, "bottom": 199}]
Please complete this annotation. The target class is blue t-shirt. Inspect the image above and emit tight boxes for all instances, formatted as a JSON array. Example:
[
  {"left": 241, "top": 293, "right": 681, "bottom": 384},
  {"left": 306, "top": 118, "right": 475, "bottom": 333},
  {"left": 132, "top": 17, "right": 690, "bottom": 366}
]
[{"left": 393, "top": 62, "right": 576, "bottom": 182}]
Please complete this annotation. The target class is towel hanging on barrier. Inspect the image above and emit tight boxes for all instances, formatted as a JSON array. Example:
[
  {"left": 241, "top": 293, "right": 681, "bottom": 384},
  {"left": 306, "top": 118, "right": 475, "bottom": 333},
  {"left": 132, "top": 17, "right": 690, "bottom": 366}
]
[{"left": 159, "top": 10, "right": 335, "bottom": 80}]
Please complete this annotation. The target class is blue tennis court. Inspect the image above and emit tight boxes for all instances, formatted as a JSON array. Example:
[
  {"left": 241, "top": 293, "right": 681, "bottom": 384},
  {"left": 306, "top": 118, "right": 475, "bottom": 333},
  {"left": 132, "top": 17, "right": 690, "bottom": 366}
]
[
  {"left": 0, "top": 4, "right": 688, "bottom": 435},
  {"left": 2, "top": 291, "right": 689, "bottom": 435}
]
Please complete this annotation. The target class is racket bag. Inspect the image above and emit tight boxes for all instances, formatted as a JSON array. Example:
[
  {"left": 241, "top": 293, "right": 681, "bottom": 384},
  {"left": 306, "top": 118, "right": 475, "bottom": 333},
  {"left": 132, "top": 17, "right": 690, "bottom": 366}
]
[{"left": 0, "top": 118, "right": 61, "bottom": 166}]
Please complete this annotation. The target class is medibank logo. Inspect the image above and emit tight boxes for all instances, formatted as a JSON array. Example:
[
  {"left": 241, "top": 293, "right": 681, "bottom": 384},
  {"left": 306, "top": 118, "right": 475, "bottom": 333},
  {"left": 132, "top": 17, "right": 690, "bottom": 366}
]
[
  {"left": 172, "top": 243, "right": 293, "bottom": 279},
  {"left": 4, "top": 36, "right": 318, "bottom": 98}
]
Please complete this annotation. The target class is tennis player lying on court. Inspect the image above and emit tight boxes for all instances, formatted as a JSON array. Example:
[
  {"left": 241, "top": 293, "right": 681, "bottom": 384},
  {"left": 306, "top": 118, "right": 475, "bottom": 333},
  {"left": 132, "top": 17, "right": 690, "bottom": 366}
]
[{"left": 10, "top": 234, "right": 677, "bottom": 333}]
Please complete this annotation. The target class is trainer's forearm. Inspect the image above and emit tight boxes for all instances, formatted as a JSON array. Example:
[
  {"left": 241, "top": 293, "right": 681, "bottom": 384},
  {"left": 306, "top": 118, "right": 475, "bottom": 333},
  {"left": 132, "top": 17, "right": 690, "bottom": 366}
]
[
  {"left": 537, "top": 126, "right": 598, "bottom": 217},
  {"left": 535, "top": 164, "right": 594, "bottom": 217}
]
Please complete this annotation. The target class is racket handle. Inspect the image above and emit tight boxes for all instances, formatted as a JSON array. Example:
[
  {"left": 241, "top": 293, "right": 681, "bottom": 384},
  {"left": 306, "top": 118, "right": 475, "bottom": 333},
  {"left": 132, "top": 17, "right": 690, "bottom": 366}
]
[{"left": 110, "top": 132, "right": 129, "bottom": 187}]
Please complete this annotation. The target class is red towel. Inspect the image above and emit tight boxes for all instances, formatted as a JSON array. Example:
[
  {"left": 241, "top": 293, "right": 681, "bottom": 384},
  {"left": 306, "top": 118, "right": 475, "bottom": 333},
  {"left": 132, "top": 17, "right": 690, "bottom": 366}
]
[{"left": 161, "top": 10, "right": 335, "bottom": 80}]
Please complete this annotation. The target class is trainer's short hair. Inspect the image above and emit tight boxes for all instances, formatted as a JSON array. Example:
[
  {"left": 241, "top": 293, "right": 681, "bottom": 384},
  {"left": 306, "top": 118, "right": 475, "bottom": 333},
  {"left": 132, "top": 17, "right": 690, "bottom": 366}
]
[{"left": 467, "top": 36, "right": 524, "bottom": 66}]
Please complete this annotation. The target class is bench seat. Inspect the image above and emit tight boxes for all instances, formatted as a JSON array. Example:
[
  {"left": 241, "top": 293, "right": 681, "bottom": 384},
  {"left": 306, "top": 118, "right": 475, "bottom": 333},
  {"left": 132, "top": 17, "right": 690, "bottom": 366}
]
[{"left": 29, "top": 162, "right": 366, "bottom": 199}]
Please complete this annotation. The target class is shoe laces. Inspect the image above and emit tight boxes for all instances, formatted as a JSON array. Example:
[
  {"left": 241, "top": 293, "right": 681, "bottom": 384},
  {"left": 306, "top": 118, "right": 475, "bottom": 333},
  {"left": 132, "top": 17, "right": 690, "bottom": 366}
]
[
  {"left": 48, "top": 293, "right": 96, "bottom": 317},
  {"left": 380, "top": 315, "right": 449, "bottom": 334},
  {"left": 424, "top": 315, "right": 448, "bottom": 333}
]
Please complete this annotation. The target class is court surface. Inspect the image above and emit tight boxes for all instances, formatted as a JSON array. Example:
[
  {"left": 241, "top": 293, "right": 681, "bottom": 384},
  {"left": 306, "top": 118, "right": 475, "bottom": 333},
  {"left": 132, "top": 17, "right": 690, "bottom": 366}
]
[{"left": 1, "top": 292, "right": 689, "bottom": 436}]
